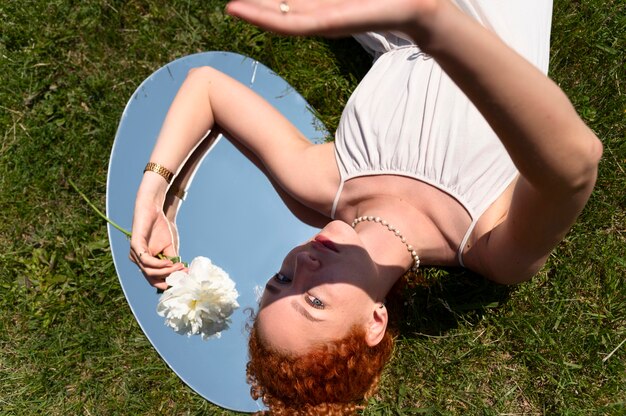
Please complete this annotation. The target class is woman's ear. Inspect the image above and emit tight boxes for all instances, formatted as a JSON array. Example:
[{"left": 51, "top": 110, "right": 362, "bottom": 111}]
[{"left": 365, "top": 303, "right": 388, "bottom": 347}]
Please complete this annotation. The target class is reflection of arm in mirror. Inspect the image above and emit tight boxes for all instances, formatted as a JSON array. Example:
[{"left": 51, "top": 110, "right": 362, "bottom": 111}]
[{"left": 161, "top": 128, "right": 224, "bottom": 256}]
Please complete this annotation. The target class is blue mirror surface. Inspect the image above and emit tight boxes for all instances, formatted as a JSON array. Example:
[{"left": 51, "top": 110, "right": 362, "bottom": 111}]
[{"left": 107, "top": 52, "right": 326, "bottom": 412}]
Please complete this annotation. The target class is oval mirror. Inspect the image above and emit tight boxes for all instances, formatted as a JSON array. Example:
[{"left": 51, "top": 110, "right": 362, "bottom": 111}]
[{"left": 107, "top": 51, "right": 326, "bottom": 412}]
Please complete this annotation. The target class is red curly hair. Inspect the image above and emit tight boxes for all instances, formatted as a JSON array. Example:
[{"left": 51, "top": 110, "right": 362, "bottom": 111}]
[{"left": 247, "top": 320, "right": 394, "bottom": 415}]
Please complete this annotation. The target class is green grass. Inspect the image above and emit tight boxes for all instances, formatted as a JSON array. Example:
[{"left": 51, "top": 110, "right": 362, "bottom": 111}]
[{"left": 1, "top": 0, "right": 624, "bottom": 414}]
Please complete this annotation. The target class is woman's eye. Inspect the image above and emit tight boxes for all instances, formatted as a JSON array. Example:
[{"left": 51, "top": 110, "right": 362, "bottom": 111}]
[
  {"left": 306, "top": 295, "right": 324, "bottom": 310},
  {"left": 273, "top": 272, "right": 291, "bottom": 284}
]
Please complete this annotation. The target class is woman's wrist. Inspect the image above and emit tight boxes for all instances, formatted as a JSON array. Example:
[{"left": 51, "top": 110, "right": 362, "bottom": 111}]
[
  {"left": 137, "top": 170, "right": 170, "bottom": 205},
  {"left": 403, "top": 0, "right": 456, "bottom": 55}
]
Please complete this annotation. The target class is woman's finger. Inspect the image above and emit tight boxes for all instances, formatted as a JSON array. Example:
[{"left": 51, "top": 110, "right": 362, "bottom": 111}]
[
  {"left": 139, "top": 251, "right": 175, "bottom": 270},
  {"left": 129, "top": 242, "right": 184, "bottom": 279},
  {"left": 129, "top": 251, "right": 182, "bottom": 288},
  {"left": 129, "top": 242, "right": 161, "bottom": 266},
  {"left": 142, "top": 261, "right": 184, "bottom": 289},
  {"left": 226, "top": 0, "right": 416, "bottom": 37},
  {"left": 145, "top": 275, "right": 170, "bottom": 291},
  {"left": 226, "top": 0, "right": 350, "bottom": 36}
]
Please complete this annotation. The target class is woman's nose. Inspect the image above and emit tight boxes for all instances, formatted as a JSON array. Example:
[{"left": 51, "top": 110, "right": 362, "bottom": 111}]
[{"left": 295, "top": 251, "right": 320, "bottom": 273}]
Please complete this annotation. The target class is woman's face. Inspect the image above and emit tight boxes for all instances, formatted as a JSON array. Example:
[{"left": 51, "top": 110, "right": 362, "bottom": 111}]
[{"left": 256, "top": 220, "right": 382, "bottom": 353}]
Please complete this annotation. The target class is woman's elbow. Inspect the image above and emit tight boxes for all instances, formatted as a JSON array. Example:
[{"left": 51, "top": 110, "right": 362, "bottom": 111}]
[
  {"left": 186, "top": 66, "right": 218, "bottom": 82},
  {"left": 588, "top": 133, "right": 604, "bottom": 168},
  {"left": 582, "top": 133, "right": 602, "bottom": 185},
  {"left": 486, "top": 268, "right": 536, "bottom": 286},
  {"left": 567, "top": 131, "right": 603, "bottom": 194}
]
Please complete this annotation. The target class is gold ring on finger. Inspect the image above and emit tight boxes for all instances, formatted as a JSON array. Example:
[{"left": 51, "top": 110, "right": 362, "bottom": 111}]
[{"left": 279, "top": 1, "right": 290, "bottom": 14}]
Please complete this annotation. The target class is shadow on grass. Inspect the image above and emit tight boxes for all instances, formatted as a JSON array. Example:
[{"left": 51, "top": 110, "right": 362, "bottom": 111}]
[
  {"left": 323, "top": 37, "right": 373, "bottom": 83},
  {"left": 390, "top": 269, "right": 515, "bottom": 337}
]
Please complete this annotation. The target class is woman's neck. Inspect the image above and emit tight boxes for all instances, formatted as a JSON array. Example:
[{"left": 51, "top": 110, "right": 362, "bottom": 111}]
[
  {"left": 334, "top": 175, "right": 472, "bottom": 269},
  {"left": 352, "top": 198, "right": 426, "bottom": 295}
]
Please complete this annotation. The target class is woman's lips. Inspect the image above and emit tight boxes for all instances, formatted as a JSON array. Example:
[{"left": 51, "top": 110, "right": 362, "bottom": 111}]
[{"left": 313, "top": 235, "right": 339, "bottom": 253}]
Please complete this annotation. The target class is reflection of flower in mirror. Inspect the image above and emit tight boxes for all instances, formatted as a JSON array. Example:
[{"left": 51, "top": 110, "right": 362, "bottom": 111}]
[{"left": 157, "top": 256, "right": 239, "bottom": 340}]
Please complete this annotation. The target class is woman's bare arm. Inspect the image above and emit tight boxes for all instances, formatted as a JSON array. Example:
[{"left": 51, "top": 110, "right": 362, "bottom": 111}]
[
  {"left": 226, "top": 0, "right": 603, "bottom": 283},
  {"left": 131, "top": 66, "right": 338, "bottom": 284},
  {"left": 413, "top": 2, "right": 602, "bottom": 282}
]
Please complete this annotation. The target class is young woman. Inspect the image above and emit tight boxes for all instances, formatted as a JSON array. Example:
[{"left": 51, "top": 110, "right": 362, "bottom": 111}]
[{"left": 130, "top": 0, "right": 602, "bottom": 413}]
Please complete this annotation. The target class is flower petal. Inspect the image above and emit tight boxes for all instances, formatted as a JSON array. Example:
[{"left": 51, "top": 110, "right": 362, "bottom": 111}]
[{"left": 157, "top": 256, "right": 240, "bottom": 340}]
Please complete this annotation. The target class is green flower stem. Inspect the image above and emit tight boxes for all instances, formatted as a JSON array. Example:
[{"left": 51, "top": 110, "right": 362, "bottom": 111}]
[
  {"left": 69, "top": 178, "right": 182, "bottom": 266},
  {"left": 68, "top": 178, "right": 131, "bottom": 238}
]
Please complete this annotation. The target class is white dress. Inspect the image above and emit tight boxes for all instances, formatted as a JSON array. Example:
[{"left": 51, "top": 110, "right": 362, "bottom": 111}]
[{"left": 331, "top": 0, "right": 553, "bottom": 265}]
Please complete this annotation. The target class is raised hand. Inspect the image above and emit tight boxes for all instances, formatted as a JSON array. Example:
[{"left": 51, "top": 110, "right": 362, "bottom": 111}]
[{"left": 225, "top": 0, "right": 438, "bottom": 38}]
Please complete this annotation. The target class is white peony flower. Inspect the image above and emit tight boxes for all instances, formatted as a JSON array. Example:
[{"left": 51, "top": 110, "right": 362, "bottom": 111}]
[{"left": 157, "top": 256, "right": 239, "bottom": 340}]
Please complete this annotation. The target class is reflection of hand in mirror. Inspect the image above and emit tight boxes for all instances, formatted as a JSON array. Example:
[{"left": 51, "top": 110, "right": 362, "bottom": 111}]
[{"left": 163, "top": 128, "right": 223, "bottom": 260}]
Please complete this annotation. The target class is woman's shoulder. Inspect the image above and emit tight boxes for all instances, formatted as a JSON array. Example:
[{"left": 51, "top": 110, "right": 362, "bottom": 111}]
[{"left": 271, "top": 142, "right": 341, "bottom": 221}]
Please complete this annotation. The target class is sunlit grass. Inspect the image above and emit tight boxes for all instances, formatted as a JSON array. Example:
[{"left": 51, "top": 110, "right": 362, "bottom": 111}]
[{"left": 0, "top": 0, "right": 624, "bottom": 414}]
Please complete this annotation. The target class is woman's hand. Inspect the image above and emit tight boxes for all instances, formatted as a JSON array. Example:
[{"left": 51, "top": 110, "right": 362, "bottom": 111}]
[
  {"left": 129, "top": 176, "right": 184, "bottom": 290},
  {"left": 225, "top": 0, "right": 440, "bottom": 39}
]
